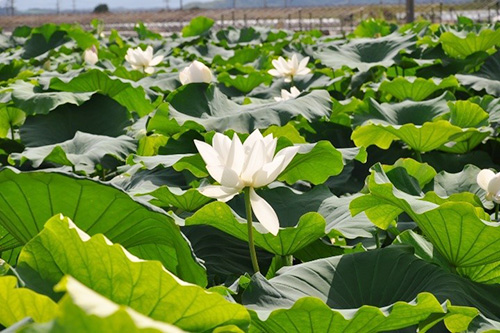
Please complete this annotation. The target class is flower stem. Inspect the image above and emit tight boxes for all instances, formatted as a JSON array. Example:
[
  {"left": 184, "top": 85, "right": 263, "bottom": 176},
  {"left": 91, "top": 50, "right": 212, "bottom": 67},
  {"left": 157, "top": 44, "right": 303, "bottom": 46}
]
[
  {"left": 495, "top": 203, "right": 499, "bottom": 222},
  {"left": 9, "top": 123, "right": 14, "bottom": 140},
  {"left": 244, "top": 187, "right": 260, "bottom": 273}
]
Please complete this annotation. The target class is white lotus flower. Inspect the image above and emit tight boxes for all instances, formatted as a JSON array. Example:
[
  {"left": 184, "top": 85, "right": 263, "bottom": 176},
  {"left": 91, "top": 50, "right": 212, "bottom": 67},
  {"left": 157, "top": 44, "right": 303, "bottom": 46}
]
[
  {"left": 194, "top": 130, "right": 300, "bottom": 235},
  {"left": 274, "top": 86, "right": 301, "bottom": 102},
  {"left": 268, "top": 54, "right": 310, "bottom": 82},
  {"left": 125, "top": 46, "right": 163, "bottom": 74},
  {"left": 179, "top": 60, "right": 213, "bottom": 85},
  {"left": 83, "top": 45, "right": 98, "bottom": 65},
  {"left": 477, "top": 169, "right": 500, "bottom": 203}
]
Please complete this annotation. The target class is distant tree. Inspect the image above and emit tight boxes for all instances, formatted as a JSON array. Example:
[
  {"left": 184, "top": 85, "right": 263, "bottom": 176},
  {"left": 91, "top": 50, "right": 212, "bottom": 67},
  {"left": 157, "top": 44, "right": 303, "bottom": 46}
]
[{"left": 93, "top": 4, "right": 109, "bottom": 13}]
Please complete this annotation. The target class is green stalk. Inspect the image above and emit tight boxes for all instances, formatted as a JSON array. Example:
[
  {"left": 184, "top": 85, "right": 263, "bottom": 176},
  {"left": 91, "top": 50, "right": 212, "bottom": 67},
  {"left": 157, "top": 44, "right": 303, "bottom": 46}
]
[
  {"left": 283, "top": 255, "right": 293, "bottom": 266},
  {"left": 414, "top": 150, "right": 422, "bottom": 163},
  {"left": 9, "top": 123, "right": 14, "bottom": 141},
  {"left": 495, "top": 203, "right": 499, "bottom": 222},
  {"left": 244, "top": 187, "right": 260, "bottom": 273},
  {"left": 374, "top": 229, "right": 381, "bottom": 249}
]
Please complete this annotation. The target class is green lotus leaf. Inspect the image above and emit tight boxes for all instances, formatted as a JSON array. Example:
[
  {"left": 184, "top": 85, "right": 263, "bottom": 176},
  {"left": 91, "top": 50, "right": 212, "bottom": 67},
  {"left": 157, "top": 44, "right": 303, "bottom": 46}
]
[
  {"left": 378, "top": 76, "right": 459, "bottom": 101},
  {"left": 20, "top": 94, "right": 131, "bottom": 147},
  {"left": 46, "top": 69, "right": 157, "bottom": 117},
  {"left": 19, "top": 275, "right": 186, "bottom": 333},
  {"left": 167, "top": 84, "right": 331, "bottom": 132},
  {"left": 10, "top": 132, "right": 136, "bottom": 173},
  {"left": 182, "top": 16, "right": 215, "bottom": 37},
  {"left": 0, "top": 168, "right": 205, "bottom": 286},
  {"left": 314, "top": 32, "right": 416, "bottom": 71},
  {"left": 0, "top": 276, "right": 57, "bottom": 327},
  {"left": 185, "top": 201, "right": 326, "bottom": 256},
  {"left": 218, "top": 72, "right": 272, "bottom": 94},
  {"left": 350, "top": 164, "right": 500, "bottom": 268},
  {"left": 17, "top": 215, "right": 250, "bottom": 332},
  {"left": 439, "top": 29, "right": 500, "bottom": 59},
  {"left": 11, "top": 81, "right": 95, "bottom": 116},
  {"left": 456, "top": 50, "right": 500, "bottom": 96},
  {"left": 242, "top": 246, "right": 494, "bottom": 332}
]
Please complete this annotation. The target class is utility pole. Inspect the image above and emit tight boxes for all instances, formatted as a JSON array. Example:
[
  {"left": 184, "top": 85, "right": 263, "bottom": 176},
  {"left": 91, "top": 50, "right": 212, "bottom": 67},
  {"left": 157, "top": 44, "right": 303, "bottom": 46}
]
[
  {"left": 165, "top": 0, "right": 169, "bottom": 9},
  {"left": 406, "top": 0, "right": 414, "bottom": 22},
  {"left": 56, "top": 0, "right": 60, "bottom": 14},
  {"left": 73, "top": 0, "right": 76, "bottom": 12},
  {"left": 179, "top": 0, "right": 183, "bottom": 10}
]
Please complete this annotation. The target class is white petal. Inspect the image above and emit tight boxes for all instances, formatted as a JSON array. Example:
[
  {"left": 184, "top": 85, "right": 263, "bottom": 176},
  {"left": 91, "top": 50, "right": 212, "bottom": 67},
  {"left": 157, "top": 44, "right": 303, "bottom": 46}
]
[
  {"left": 144, "top": 66, "right": 155, "bottom": 74},
  {"left": 149, "top": 55, "right": 163, "bottom": 66},
  {"left": 179, "top": 69, "right": 190, "bottom": 85},
  {"left": 250, "top": 188, "right": 280, "bottom": 235},
  {"left": 252, "top": 154, "right": 286, "bottom": 188},
  {"left": 290, "top": 86, "right": 301, "bottom": 96},
  {"left": 145, "top": 46, "right": 154, "bottom": 61},
  {"left": 477, "top": 169, "right": 495, "bottom": 191},
  {"left": 298, "top": 56, "right": 310, "bottom": 70},
  {"left": 218, "top": 166, "right": 243, "bottom": 188},
  {"left": 212, "top": 133, "right": 232, "bottom": 163},
  {"left": 243, "top": 129, "right": 264, "bottom": 152},
  {"left": 241, "top": 139, "right": 266, "bottom": 183},
  {"left": 199, "top": 185, "right": 239, "bottom": 202},
  {"left": 194, "top": 140, "right": 221, "bottom": 167},
  {"left": 291, "top": 54, "right": 299, "bottom": 71},
  {"left": 226, "top": 134, "right": 245, "bottom": 175},
  {"left": 268, "top": 69, "right": 282, "bottom": 77},
  {"left": 273, "top": 145, "right": 300, "bottom": 174},
  {"left": 487, "top": 174, "right": 500, "bottom": 197}
]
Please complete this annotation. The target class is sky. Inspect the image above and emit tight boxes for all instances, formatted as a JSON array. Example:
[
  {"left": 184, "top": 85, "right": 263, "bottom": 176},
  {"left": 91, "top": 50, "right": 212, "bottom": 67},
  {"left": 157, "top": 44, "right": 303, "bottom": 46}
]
[{"left": 11, "top": 0, "right": 197, "bottom": 11}]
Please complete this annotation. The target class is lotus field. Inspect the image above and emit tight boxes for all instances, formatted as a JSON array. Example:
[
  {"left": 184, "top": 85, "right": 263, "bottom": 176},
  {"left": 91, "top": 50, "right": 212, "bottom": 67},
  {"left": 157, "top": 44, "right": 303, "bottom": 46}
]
[{"left": 1, "top": 15, "right": 500, "bottom": 332}]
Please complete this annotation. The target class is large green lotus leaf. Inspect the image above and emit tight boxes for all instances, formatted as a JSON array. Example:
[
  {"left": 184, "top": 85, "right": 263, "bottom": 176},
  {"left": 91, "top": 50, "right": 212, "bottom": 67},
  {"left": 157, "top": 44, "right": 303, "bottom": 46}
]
[
  {"left": 456, "top": 50, "right": 500, "bottom": 96},
  {"left": 0, "top": 276, "right": 57, "bottom": 327},
  {"left": 350, "top": 164, "right": 500, "bottom": 268},
  {"left": 439, "top": 29, "right": 500, "bottom": 59},
  {"left": 397, "top": 229, "right": 500, "bottom": 285},
  {"left": 184, "top": 43, "right": 234, "bottom": 62},
  {"left": 46, "top": 69, "right": 156, "bottom": 117},
  {"left": 318, "top": 193, "right": 375, "bottom": 239},
  {"left": 352, "top": 18, "right": 396, "bottom": 38},
  {"left": 167, "top": 84, "right": 331, "bottom": 132},
  {"left": 242, "top": 246, "right": 496, "bottom": 332},
  {"left": 182, "top": 16, "right": 214, "bottom": 37},
  {"left": 185, "top": 201, "right": 326, "bottom": 256},
  {"left": 278, "top": 141, "right": 344, "bottom": 185},
  {"left": 215, "top": 26, "right": 266, "bottom": 47},
  {"left": 19, "top": 94, "right": 131, "bottom": 147},
  {"left": 10, "top": 81, "right": 95, "bottom": 116},
  {"left": 434, "top": 101, "right": 491, "bottom": 154},
  {"left": 217, "top": 72, "right": 272, "bottom": 94},
  {"left": 20, "top": 276, "right": 186, "bottom": 333},
  {"left": 383, "top": 158, "right": 436, "bottom": 189},
  {"left": 22, "top": 30, "right": 69, "bottom": 59},
  {"left": 10, "top": 132, "right": 136, "bottom": 173},
  {"left": 0, "top": 105, "right": 25, "bottom": 139},
  {"left": 183, "top": 225, "right": 274, "bottom": 283},
  {"left": 314, "top": 32, "right": 416, "bottom": 71},
  {"left": 0, "top": 168, "right": 205, "bottom": 286},
  {"left": 378, "top": 76, "right": 459, "bottom": 101},
  {"left": 351, "top": 120, "right": 463, "bottom": 152},
  {"left": 111, "top": 165, "right": 211, "bottom": 212},
  {"left": 352, "top": 93, "right": 452, "bottom": 127},
  {"left": 466, "top": 315, "right": 500, "bottom": 333},
  {"left": 17, "top": 216, "right": 249, "bottom": 332},
  {"left": 249, "top": 73, "right": 344, "bottom": 100},
  {"left": 137, "top": 72, "right": 181, "bottom": 94}
]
